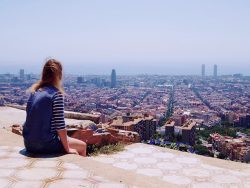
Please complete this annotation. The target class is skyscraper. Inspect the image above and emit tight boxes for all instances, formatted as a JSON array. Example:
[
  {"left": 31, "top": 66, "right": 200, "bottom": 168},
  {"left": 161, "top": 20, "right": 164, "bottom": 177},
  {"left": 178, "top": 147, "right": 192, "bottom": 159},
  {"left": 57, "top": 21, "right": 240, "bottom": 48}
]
[
  {"left": 213, "top": 64, "right": 218, "bottom": 77},
  {"left": 77, "top": 76, "right": 83, "bottom": 83},
  {"left": 111, "top": 69, "right": 117, "bottom": 88},
  {"left": 20, "top": 69, "right": 24, "bottom": 80},
  {"left": 201, "top": 64, "right": 205, "bottom": 77}
]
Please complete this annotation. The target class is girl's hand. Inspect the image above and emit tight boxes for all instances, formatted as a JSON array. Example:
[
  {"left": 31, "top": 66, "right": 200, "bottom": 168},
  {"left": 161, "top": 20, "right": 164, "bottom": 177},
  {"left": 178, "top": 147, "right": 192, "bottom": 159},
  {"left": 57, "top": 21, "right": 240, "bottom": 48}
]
[{"left": 68, "top": 148, "right": 79, "bottom": 155}]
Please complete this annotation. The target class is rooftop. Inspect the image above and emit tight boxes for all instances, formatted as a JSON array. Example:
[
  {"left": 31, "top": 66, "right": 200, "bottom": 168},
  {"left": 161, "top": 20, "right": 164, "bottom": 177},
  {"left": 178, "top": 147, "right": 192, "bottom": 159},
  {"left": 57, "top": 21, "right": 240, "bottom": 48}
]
[{"left": 1, "top": 107, "right": 250, "bottom": 188}]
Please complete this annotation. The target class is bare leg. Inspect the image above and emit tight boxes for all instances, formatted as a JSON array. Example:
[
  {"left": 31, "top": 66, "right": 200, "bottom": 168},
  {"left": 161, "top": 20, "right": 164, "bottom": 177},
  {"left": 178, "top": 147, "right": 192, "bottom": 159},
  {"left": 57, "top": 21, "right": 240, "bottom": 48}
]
[{"left": 68, "top": 136, "right": 87, "bottom": 157}]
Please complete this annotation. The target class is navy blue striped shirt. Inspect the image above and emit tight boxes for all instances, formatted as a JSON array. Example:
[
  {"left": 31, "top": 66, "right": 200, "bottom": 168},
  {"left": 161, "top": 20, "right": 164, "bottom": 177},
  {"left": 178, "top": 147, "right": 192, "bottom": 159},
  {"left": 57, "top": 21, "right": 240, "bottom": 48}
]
[
  {"left": 51, "top": 92, "right": 66, "bottom": 132},
  {"left": 23, "top": 85, "right": 65, "bottom": 143}
]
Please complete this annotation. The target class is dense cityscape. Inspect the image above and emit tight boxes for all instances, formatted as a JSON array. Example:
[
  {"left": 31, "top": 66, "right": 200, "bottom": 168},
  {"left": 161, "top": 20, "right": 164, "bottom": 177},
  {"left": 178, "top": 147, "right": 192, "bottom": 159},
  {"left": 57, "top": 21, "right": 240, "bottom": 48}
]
[{"left": 0, "top": 64, "right": 250, "bottom": 162}]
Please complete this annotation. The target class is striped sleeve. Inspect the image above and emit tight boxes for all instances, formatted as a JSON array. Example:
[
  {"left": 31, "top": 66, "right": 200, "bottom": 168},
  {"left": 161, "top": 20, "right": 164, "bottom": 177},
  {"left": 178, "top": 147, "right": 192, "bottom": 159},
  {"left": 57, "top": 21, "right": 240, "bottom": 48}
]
[{"left": 51, "top": 92, "right": 66, "bottom": 131}]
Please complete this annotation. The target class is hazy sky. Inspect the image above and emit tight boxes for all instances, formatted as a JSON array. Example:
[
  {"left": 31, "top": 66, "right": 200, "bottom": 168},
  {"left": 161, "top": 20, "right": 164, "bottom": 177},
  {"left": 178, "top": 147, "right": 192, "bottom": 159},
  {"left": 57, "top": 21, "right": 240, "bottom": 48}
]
[{"left": 0, "top": 0, "right": 249, "bottom": 75}]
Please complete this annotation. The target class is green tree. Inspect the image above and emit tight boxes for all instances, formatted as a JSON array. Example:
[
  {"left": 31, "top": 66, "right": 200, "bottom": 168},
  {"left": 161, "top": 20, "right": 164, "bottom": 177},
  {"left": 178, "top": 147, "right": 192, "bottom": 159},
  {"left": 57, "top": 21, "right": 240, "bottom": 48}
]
[
  {"left": 217, "top": 153, "right": 226, "bottom": 159},
  {"left": 194, "top": 145, "right": 211, "bottom": 156}
]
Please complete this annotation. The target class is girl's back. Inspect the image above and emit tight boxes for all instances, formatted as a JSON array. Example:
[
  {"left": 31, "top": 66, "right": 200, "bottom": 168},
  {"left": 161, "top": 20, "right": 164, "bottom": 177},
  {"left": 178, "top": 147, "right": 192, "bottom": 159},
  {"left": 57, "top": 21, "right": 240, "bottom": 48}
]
[{"left": 23, "top": 86, "right": 58, "bottom": 143}]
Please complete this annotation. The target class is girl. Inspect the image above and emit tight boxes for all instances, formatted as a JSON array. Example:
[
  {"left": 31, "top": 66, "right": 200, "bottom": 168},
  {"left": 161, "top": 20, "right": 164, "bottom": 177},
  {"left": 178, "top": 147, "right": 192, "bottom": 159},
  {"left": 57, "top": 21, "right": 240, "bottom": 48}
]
[{"left": 23, "top": 59, "right": 86, "bottom": 156}]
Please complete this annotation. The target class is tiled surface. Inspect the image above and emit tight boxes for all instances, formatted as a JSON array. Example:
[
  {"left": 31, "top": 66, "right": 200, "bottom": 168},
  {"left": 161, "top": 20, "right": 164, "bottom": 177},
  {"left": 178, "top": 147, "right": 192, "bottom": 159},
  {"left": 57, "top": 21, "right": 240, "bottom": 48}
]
[
  {"left": 92, "top": 144, "right": 250, "bottom": 188},
  {"left": 0, "top": 146, "right": 134, "bottom": 188}
]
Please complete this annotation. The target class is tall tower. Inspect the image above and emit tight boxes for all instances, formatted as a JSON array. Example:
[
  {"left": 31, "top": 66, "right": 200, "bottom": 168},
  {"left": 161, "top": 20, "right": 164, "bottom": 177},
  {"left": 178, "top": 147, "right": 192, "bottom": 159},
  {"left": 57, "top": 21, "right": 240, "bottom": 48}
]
[
  {"left": 77, "top": 76, "right": 83, "bottom": 83},
  {"left": 201, "top": 64, "right": 205, "bottom": 77},
  {"left": 20, "top": 69, "right": 24, "bottom": 80},
  {"left": 213, "top": 64, "right": 218, "bottom": 77},
  {"left": 111, "top": 69, "right": 117, "bottom": 88}
]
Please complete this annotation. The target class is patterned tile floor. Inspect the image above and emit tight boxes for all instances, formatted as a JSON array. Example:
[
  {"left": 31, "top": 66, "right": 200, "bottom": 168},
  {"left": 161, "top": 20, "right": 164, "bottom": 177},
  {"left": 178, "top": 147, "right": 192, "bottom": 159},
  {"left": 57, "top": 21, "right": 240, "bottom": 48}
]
[
  {"left": 92, "top": 144, "right": 250, "bottom": 188},
  {"left": 0, "top": 145, "right": 135, "bottom": 188}
]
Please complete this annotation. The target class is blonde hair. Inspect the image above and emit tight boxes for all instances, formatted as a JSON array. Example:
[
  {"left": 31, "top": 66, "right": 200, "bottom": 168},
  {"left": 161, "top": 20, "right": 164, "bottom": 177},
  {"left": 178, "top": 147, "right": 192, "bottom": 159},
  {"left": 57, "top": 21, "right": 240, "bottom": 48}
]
[{"left": 29, "top": 59, "right": 64, "bottom": 94}]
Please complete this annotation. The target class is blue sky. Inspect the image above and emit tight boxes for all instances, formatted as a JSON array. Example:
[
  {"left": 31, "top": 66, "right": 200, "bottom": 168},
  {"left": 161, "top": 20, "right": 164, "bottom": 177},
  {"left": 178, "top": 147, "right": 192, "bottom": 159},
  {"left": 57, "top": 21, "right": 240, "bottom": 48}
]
[{"left": 0, "top": 0, "right": 249, "bottom": 75}]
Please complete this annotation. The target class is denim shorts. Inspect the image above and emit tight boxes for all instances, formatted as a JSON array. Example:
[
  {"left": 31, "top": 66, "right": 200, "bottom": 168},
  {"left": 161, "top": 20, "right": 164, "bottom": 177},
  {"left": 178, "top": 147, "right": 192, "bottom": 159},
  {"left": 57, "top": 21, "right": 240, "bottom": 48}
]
[{"left": 24, "top": 137, "right": 66, "bottom": 154}]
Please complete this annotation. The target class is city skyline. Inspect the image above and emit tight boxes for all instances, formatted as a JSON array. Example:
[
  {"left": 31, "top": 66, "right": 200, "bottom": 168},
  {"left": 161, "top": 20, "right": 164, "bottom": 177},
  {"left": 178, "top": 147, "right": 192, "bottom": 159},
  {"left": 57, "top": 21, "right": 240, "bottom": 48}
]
[
  {"left": 0, "top": 1, "right": 250, "bottom": 75},
  {"left": 1, "top": 63, "right": 249, "bottom": 76}
]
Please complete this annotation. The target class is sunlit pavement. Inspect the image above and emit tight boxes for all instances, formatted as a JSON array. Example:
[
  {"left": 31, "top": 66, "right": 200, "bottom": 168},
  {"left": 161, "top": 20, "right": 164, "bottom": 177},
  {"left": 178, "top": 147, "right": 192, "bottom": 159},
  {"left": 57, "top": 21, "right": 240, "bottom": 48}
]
[
  {"left": 0, "top": 145, "right": 135, "bottom": 188},
  {"left": 92, "top": 143, "right": 250, "bottom": 188}
]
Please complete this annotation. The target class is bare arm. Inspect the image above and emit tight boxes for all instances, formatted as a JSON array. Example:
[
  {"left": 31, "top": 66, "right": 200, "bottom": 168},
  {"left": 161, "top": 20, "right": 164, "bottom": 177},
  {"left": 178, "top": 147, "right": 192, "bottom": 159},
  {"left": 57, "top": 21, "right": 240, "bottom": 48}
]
[
  {"left": 57, "top": 129, "right": 78, "bottom": 154},
  {"left": 57, "top": 129, "right": 70, "bottom": 152},
  {"left": 52, "top": 92, "right": 78, "bottom": 155}
]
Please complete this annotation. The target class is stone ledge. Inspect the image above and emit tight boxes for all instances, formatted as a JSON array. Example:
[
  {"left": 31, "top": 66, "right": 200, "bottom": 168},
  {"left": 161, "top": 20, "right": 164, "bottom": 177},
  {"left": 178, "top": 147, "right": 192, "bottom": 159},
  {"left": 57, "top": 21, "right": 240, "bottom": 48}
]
[
  {"left": 5, "top": 104, "right": 100, "bottom": 123},
  {"left": 0, "top": 106, "right": 96, "bottom": 129}
]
